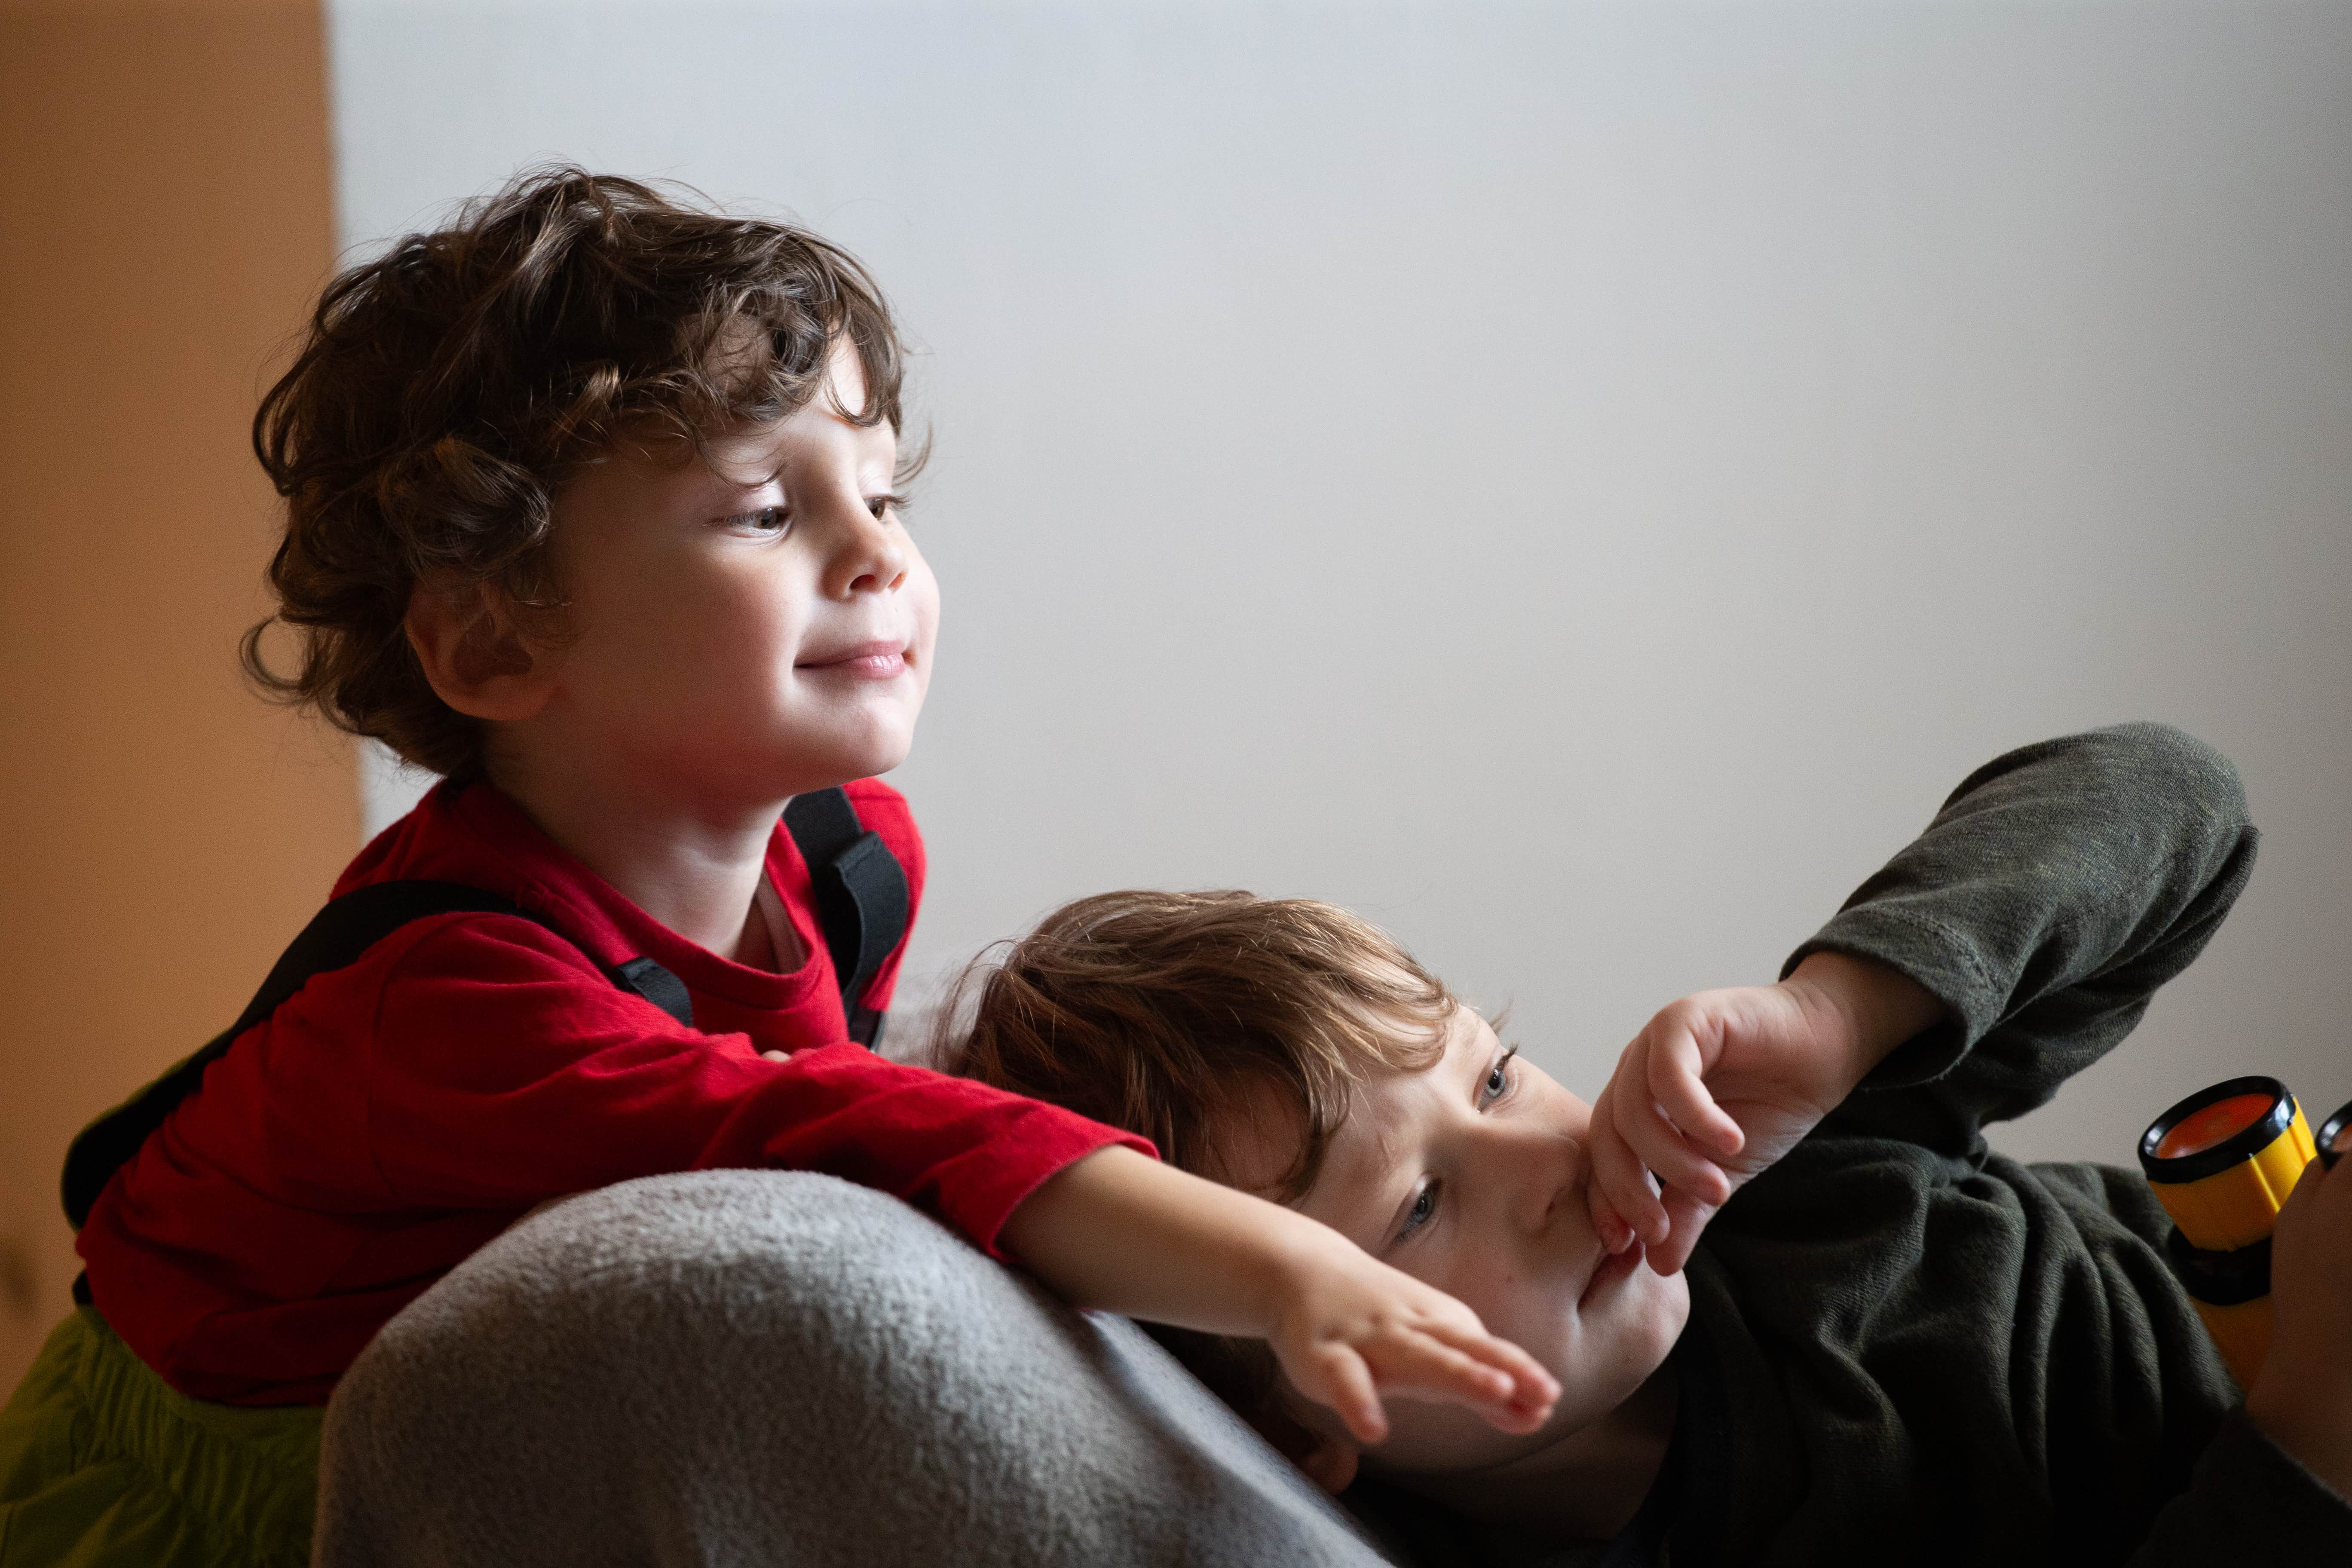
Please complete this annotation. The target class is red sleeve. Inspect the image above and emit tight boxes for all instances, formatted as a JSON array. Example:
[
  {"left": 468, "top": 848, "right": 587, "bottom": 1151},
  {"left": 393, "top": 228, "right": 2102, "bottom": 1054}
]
[{"left": 358, "top": 916, "right": 1152, "bottom": 1259}]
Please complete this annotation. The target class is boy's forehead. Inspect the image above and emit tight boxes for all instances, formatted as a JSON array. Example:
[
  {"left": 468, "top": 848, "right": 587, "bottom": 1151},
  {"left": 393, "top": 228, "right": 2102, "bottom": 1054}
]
[
  {"left": 1218, "top": 1007, "right": 1480, "bottom": 1214},
  {"left": 644, "top": 332, "right": 875, "bottom": 466},
  {"left": 1203, "top": 1078, "right": 1318, "bottom": 1199},
  {"left": 710, "top": 365, "right": 894, "bottom": 477},
  {"left": 1324, "top": 1011, "right": 1489, "bottom": 1179},
  {"left": 824, "top": 336, "right": 870, "bottom": 408}
]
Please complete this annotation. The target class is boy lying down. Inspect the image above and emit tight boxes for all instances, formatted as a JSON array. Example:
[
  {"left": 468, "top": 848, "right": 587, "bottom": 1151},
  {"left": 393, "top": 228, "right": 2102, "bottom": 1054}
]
[{"left": 948, "top": 725, "right": 2352, "bottom": 1565}]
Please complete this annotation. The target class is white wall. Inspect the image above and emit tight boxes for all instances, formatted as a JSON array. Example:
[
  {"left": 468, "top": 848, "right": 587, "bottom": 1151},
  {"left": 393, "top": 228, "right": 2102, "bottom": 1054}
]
[{"left": 333, "top": 0, "right": 2352, "bottom": 1165}]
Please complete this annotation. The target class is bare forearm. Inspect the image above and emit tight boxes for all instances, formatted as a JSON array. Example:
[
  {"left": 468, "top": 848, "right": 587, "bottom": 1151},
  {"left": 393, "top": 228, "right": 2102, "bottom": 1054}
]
[
  {"left": 998, "top": 1145, "right": 1320, "bottom": 1336},
  {"left": 1782, "top": 949, "right": 1945, "bottom": 1094},
  {"left": 1000, "top": 1147, "right": 1562, "bottom": 1446}
]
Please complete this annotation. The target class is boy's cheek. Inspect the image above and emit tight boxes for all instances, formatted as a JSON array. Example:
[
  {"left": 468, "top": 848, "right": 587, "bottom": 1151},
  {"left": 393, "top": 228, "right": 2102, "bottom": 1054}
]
[
  {"left": 908, "top": 558, "right": 942, "bottom": 665},
  {"left": 1479, "top": 1265, "right": 1689, "bottom": 1430},
  {"left": 1435, "top": 1257, "right": 1586, "bottom": 1372}
]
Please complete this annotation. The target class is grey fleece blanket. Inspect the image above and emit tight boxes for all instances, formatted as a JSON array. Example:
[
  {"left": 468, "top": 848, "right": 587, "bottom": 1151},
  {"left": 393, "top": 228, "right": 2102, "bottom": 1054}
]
[{"left": 312, "top": 1170, "right": 1393, "bottom": 1567}]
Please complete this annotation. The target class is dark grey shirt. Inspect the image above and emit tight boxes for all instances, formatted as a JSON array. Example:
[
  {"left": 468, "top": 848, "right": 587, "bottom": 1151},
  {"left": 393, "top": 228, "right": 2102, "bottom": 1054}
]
[{"left": 1355, "top": 724, "right": 2350, "bottom": 1567}]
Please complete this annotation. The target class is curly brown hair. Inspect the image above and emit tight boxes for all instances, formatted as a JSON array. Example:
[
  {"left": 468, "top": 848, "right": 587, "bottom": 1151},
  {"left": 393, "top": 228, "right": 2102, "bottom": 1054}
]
[
  {"left": 242, "top": 165, "right": 913, "bottom": 778},
  {"left": 942, "top": 888, "right": 1458, "bottom": 1462}
]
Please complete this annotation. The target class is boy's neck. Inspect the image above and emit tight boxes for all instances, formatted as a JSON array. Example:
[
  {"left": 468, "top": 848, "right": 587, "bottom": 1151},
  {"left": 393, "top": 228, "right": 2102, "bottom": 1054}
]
[
  {"left": 486, "top": 752, "right": 805, "bottom": 968},
  {"left": 1383, "top": 1360, "right": 1678, "bottom": 1540}
]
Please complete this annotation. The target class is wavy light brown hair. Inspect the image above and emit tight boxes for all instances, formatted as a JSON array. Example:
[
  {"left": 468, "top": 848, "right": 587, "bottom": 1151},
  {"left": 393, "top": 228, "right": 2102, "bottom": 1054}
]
[
  {"left": 243, "top": 165, "right": 912, "bottom": 778},
  {"left": 943, "top": 888, "right": 1458, "bottom": 1459}
]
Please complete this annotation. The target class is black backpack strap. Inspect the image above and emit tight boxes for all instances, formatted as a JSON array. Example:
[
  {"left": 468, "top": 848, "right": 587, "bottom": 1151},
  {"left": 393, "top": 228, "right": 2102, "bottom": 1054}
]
[
  {"left": 783, "top": 787, "right": 910, "bottom": 1050},
  {"left": 612, "top": 957, "right": 695, "bottom": 1031},
  {"left": 61, "top": 880, "right": 695, "bottom": 1233}
]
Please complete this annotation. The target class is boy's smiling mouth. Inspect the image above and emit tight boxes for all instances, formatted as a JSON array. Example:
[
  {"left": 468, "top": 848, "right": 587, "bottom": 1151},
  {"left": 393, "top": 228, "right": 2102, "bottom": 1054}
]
[{"left": 796, "top": 638, "right": 911, "bottom": 678}]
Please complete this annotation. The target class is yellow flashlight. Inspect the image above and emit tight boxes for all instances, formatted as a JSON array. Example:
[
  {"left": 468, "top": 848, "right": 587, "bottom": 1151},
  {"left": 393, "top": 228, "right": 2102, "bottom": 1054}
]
[{"left": 2138, "top": 1076, "right": 2317, "bottom": 1388}]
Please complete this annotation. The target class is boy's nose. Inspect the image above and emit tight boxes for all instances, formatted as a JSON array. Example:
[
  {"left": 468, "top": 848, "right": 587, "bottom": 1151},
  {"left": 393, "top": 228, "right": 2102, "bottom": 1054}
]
[
  {"left": 824, "top": 497, "right": 907, "bottom": 598},
  {"left": 1487, "top": 1120, "right": 1583, "bottom": 1238}
]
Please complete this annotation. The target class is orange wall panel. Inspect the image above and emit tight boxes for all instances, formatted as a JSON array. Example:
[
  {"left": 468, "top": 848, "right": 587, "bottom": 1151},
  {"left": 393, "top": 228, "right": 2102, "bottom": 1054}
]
[{"left": 0, "top": 0, "right": 352, "bottom": 1393}]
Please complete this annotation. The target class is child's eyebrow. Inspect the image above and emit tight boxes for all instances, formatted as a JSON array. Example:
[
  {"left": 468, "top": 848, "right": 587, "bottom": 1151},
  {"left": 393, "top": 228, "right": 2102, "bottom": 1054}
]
[{"left": 705, "top": 465, "right": 782, "bottom": 494}]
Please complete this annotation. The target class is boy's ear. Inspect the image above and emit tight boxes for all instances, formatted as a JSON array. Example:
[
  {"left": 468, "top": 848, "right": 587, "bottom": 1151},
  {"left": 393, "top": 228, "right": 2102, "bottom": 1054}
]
[{"left": 404, "top": 575, "right": 552, "bottom": 723}]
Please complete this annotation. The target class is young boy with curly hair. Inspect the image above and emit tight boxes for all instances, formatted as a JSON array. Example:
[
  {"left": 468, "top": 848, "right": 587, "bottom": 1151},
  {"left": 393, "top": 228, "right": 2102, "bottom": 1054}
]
[
  {"left": 0, "top": 168, "right": 1557, "bottom": 1566},
  {"left": 951, "top": 725, "right": 2352, "bottom": 1565}
]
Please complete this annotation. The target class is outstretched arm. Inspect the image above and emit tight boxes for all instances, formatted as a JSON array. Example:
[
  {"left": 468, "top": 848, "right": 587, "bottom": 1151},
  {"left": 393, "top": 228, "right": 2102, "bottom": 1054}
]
[{"left": 999, "top": 1145, "right": 1561, "bottom": 1445}]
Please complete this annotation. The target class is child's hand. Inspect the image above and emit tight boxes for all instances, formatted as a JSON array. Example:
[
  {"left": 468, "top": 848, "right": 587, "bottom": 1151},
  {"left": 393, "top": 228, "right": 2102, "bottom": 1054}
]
[
  {"left": 1587, "top": 951, "right": 1943, "bottom": 1275},
  {"left": 2245, "top": 1153, "right": 2352, "bottom": 1496},
  {"left": 1259, "top": 1216, "right": 1560, "bottom": 1445},
  {"left": 1001, "top": 1146, "right": 1557, "bottom": 1445}
]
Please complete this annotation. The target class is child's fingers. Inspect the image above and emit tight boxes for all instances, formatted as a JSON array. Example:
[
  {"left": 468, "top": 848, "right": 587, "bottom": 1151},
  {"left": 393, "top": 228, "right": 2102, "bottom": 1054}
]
[
  {"left": 1588, "top": 1184, "right": 1635, "bottom": 1256},
  {"left": 1308, "top": 1344, "right": 1390, "bottom": 1445},
  {"left": 1374, "top": 1336, "right": 1514, "bottom": 1405},
  {"left": 1366, "top": 1329, "right": 1555, "bottom": 1433},
  {"left": 1604, "top": 1023, "right": 1735, "bottom": 1213},
  {"left": 1645, "top": 1188, "right": 1719, "bottom": 1276},
  {"left": 1645, "top": 1014, "right": 1745, "bottom": 1157},
  {"left": 1617, "top": 1089, "right": 1733, "bottom": 1210},
  {"left": 1587, "top": 1088, "right": 1659, "bottom": 1244},
  {"left": 1591, "top": 1087, "right": 1670, "bottom": 1244},
  {"left": 1410, "top": 1317, "right": 1562, "bottom": 1411},
  {"left": 1605, "top": 1078, "right": 1728, "bottom": 1246}
]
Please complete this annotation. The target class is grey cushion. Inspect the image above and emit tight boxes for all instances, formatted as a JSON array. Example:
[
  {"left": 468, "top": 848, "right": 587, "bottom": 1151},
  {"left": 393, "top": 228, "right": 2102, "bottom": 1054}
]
[{"left": 313, "top": 1170, "right": 1393, "bottom": 1568}]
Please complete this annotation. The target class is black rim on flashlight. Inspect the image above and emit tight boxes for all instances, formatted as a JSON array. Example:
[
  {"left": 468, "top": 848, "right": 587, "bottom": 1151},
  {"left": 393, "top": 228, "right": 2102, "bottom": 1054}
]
[
  {"left": 2164, "top": 1228, "right": 2271, "bottom": 1306},
  {"left": 2320, "top": 1099, "right": 2352, "bottom": 1171},
  {"left": 2137, "top": 1076, "right": 2300, "bottom": 1184}
]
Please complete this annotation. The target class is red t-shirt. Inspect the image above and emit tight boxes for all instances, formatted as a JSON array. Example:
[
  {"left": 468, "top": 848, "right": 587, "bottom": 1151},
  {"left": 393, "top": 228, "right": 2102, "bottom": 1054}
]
[{"left": 77, "top": 777, "right": 1148, "bottom": 1406}]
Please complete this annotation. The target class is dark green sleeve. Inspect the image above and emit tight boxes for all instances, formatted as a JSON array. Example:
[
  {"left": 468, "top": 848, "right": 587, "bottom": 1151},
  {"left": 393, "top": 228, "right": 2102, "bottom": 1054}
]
[
  {"left": 2125, "top": 1413, "right": 2352, "bottom": 1565},
  {"left": 1784, "top": 723, "right": 2257, "bottom": 1154}
]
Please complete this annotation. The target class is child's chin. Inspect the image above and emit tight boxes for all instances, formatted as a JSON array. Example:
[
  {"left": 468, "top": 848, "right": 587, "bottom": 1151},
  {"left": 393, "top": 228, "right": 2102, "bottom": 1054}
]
[
  {"left": 1366, "top": 1391, "right": 1597, "bottom": 1475},
  {"left": 1608, "top": 1266, "right": 1691, "bottom": 1370},
  {"left": 779, "top": 718, "right": 916, "bottom": 786},
  {"left": 843, "top": 730, "right": 916, "bottom": 781}
]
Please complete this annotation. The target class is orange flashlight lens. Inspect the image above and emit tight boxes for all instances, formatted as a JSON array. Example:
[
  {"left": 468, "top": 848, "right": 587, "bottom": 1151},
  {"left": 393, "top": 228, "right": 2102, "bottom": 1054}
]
[{"left": 2154, "top": 1093, "right": 2275, "bottom": 1161}]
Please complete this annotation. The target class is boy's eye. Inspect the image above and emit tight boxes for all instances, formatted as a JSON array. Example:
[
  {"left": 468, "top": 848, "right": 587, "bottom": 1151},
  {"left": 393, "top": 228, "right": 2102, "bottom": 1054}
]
[
  {"left": 866, "top": 493, "right": 904, "bottom": 521},
  {"left": 1480, "top": 1046, "right": 1519, "bottom": 1108},
  {"left": 727, "top": 505, "right": 791, "bottom": 535},
  {"left": 1398, "top": 1180, "right": 1440, "bottom": 1242}
]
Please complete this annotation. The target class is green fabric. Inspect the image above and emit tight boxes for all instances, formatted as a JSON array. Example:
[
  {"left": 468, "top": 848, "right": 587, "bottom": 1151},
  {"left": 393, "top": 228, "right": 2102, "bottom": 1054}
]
[{"left": 0, "top": 1308, "right": 318, "bottom": 1568}]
